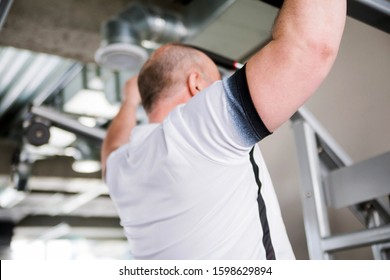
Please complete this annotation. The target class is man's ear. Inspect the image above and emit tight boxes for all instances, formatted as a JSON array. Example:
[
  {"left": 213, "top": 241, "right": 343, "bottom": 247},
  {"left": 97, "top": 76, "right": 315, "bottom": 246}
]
[{"left": 188, "top": 72, "right": 201, "bottom": 97}]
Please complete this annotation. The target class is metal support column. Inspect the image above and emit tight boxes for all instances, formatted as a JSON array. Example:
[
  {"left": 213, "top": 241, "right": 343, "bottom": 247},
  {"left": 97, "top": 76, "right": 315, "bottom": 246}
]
[
  {"left": 292, "top": 119, "right": 332, "bottom": 259},
  {"left": 291, "top": 107, "right": 390, "bottom": 259}
]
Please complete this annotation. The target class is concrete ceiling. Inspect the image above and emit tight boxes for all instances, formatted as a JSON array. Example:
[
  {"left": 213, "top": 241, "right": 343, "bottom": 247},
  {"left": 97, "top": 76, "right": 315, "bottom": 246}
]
[
  {"left": 0, "top": 0, "right": 389, "bottom": 260},
  {"left": 0, "top": 0, "right": 132, "bottom": 62},
  {"left": 0, "top": 0, "right": 275, "bottom": 62}
]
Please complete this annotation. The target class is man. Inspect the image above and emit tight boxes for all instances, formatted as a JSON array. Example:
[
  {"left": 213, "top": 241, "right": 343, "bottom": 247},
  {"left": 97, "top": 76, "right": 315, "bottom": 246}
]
[{"left": 102, "top": 1, "right": 346, "bottom": 259}]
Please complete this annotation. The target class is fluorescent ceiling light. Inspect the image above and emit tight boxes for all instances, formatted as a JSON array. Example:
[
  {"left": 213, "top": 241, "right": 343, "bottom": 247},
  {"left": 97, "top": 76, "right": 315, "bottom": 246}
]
[
  {"left": 0, "top": 187, "right": 26, "bottom": 208},
  {"left": 78, "top": 116, "right": 97, "bottom": 128},
  {"left": 49, "top": 127, "right": 77, "bottom": 147},
  {"left": 37, "top": 223, "right": 71, "bottom": 241},
  {"left": 26, "top": 144, "right": 63, "bottom": 158},
  {"left": 64, "top": 89, "right": 119, "bottom": 119},
  {"left": 141, "top": 40, "right": 161, "bottom": 50},
  {"left": 72, "top": 160, "right": 101, "bottom": 174},
  {"left": 60, "top": 190, "right": 103, "bottom": 214},
  {"left": 87, "top": 77, "right": 104, "bottom": 91}
]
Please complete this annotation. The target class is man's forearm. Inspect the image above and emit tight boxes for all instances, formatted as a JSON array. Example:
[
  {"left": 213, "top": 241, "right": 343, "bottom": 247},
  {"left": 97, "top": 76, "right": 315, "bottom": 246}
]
[
  {"left": 101, "top": 101, "right": 138, "bottom": 175},
  {"left": 101, "top": 76, "right": 140, "bottom": 176}
]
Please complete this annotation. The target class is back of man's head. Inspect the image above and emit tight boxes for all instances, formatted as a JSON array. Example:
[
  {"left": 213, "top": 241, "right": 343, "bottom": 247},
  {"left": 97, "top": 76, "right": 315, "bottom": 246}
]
[{"left": 138, "top": 43, "right": 205, "bottom": 113}]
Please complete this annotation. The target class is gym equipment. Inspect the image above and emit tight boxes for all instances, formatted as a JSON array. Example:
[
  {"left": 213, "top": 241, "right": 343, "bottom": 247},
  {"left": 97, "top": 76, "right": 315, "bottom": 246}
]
[{"left": 291, "top": 107, "right": 390, "bottom": 259}]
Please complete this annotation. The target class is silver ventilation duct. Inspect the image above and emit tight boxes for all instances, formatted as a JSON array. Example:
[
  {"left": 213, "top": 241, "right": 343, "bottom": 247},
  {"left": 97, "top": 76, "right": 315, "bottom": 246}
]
[
  {"left": 95, "top": 0, "right": 236, "bottom": 71},
  {"left": 95, "top": 16, "right": 148, "bottom": 71}
]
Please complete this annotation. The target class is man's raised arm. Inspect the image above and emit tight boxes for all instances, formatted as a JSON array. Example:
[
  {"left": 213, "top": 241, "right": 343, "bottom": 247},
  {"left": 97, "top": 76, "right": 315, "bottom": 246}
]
[
  {"left": 246, "top": 0, "right": 346, "bottom": 132},
  {"left": 101, "top": 76, "right": 140, "bottom": 176}
]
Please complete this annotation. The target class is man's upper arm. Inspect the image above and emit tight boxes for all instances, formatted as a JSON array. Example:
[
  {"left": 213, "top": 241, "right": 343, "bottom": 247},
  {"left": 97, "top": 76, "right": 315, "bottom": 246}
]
[
  {"left": 245, "top": 0, "right": 346, "bottom": 132},
  {"left": 245, "top": 39, "right": 335, "bottom": 133}
]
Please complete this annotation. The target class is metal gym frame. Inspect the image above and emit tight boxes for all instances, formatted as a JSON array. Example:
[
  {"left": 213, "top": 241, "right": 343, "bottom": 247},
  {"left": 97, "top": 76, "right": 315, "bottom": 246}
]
[{"left": 291, "top": 107, "right": 390, "bottom": 259}]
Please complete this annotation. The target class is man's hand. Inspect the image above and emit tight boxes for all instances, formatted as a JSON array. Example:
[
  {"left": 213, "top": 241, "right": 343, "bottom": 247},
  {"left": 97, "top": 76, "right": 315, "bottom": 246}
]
[{"left": 101, "top": 75, "right": 141, "bottom": 177}]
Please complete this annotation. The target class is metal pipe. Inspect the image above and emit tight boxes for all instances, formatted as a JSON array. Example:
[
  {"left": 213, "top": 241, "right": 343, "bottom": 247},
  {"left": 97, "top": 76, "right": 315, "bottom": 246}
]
[
  {"left": 188, "top": 45, "right": 243, "bottom": 70},
  {"left": 322, "top": 225, "right": 390, "bottom": 252},
  {"left": 0, "top": 0, "right": 13, "bottom": 30},
  {"left": 259, "top": 0, "right": 390, "bottom": 16},
  {"left": 30, "top": 106, "right": 106, "bottom": 143},
  {"left": 292, "top": 107, "right": 354, "bottom": 167},
  {"left": 292, "top": 119, "right": 332, "bottom": 260},
  {"left": 355, "top": 0, "right": 390, "bottom": 16},
  {"left": 33, "top": 63, "right": 83, "bottom": 106},
  {"left": 96, "top": 0, "right": 237, "bottom": 70}
]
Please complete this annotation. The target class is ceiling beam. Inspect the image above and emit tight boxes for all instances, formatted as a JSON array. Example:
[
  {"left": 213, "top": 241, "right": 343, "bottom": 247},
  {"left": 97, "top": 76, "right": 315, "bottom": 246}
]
[
  {"left": 259, "top": 0, "right": 390, "bottom": 34},
  {"left": 18, "top": 215, "right": 120, "bottom": 228},
  {"left": 348, "top": 0, "right": 390, "bottom": 34}
]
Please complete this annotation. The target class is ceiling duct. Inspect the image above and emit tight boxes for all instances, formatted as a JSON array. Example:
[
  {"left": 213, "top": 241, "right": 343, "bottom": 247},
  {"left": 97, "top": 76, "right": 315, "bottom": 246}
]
[{"left": 95, "top": 0, "right": 236, "bottom": 71}]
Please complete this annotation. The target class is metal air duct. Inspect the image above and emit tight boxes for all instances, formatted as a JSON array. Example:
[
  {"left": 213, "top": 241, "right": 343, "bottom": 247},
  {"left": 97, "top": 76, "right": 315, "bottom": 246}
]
[
  {"left": 95, "top": 0, "right": 236, "bottom": 71},
  {"left": 95, "top": 2, "right": 186, "bottom": 71}
]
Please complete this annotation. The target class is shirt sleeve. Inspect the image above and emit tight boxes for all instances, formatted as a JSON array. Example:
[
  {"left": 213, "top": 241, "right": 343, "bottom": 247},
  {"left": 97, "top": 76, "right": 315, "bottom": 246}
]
[
  {"left": 223, "top": 65, "right": 272, "bottom": 146},
  {"left": 163, "top": 65, "right": 271, "bottom": 162}
]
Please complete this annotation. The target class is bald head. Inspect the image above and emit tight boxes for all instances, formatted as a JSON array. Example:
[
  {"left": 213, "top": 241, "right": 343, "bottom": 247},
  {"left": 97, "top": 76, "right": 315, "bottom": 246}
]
[{"left": 138, "top": 43, "right": 220, "bottom": 113}]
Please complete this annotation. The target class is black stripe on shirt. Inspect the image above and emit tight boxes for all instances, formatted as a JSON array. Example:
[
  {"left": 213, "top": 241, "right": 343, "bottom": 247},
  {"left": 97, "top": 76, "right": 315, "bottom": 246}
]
[{"left": 249, "top": 147, "right": 276, "bottom": 260}]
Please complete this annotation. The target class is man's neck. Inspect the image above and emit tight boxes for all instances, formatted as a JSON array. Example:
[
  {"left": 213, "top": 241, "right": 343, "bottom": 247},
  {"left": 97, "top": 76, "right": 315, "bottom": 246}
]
[
  {"left": 147, "top": 101, "right": 183, "bottom": 123},
  {"left": 147, "top": 90, "right": 192, "bottom": 123},
  {"left": 148, "top": 110, "right": 167, "bottom": 124}
]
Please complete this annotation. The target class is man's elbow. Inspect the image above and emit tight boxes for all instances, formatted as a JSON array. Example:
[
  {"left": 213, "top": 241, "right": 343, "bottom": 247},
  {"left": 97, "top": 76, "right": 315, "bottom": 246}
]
[
  {"left": 281, "top": 35, "right": 340, "bottom": 69},
  {"left": 314, "top": 40, "right": 339, "bottom": 64},
  {"left": 302, "top": 35, "right": 340, "bottom": 68}
]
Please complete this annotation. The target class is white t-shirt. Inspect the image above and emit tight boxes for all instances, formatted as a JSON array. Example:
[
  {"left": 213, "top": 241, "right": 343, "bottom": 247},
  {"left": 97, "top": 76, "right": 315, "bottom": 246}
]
[{"left": 106, "top": 67, "right": 295, "bottom": 259}]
